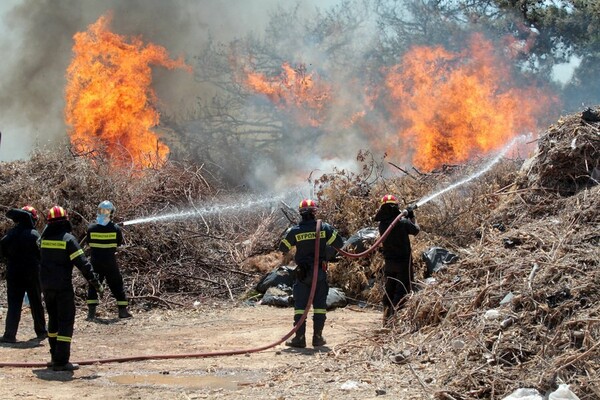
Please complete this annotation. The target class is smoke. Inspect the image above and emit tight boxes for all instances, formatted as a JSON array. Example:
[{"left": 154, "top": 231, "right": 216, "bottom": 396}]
[{"left": 0, "top": 0, "right": 327, "bottom": 162}]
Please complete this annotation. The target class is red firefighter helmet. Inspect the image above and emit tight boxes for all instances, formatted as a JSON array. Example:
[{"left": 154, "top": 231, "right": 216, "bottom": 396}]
[
  {"left": 47, "top": 205, "right": 68, "bottom": 222},
  {"left": 22, "top": 205, "right": 38, "bottom": 222},
  {"left": 298, "top": 199, "right": 318, "bottom": 214},
  {"left": 380, "top": 194, "right": 398, "bottom": 205}
]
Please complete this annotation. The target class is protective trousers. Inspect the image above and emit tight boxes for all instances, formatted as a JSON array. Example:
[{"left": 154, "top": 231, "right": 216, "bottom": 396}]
[
  {"left": 87, "top": 259, "right": 128, "bottom": 307},
  {"left": 292, "top": 277, "right": 328, "bottom": 336},
  {"left": 4, "top": 274, "right": 46, "bottom": 339},
  {"left": 382, "top": 258, "right": 413, "bottom": 319},
  {"left": 44, "top": 289, "right": 76, "bottom": 366}
]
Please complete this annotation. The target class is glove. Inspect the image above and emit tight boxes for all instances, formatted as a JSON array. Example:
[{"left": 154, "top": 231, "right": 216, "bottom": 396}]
[
  {"left": 91, "top": 279, "right": 105, "bottom": 299},
  {"left": 405, "top": 208, "right": 415, "bottom": 219}
]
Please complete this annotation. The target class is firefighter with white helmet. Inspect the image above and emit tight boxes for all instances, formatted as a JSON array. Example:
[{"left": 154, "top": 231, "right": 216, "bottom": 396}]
[
  {"left": 279, "top": 199, "right": 344, "bottom": 348},
  {"left": 85, "top": 200, "right": 132, "bottom": 320}
]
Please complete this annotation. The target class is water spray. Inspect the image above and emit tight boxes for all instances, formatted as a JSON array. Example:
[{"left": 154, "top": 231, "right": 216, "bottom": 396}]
[
  {"left": 412, "top": 134, "right": 529, "bottom": 209},
  {"left": 123, "top": 191, "right": 294, "bottom": 226},
  {"left": 337, "top": 134, "right": 529, "bottom": 258}
]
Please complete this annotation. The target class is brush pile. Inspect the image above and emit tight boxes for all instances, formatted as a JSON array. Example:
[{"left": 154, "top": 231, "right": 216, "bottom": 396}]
[
  {"left": 0, "top": 151, "right": 287, "bottom": 308},
  {"left": 326, "top": 107, "right": 599, "bottom": 399}
]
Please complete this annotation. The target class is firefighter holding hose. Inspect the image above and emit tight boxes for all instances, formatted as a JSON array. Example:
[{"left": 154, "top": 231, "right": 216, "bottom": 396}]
[
  {"left": 40, "top": 205, "right": 104, "bottom": 371},
  {"left": 279, "top": 199, "right": 344, "bottom": 348},
  {"left": 85, "top": 200, "right": 132, "bottom": 320},
  {"left": 374, "top": 195, "right": 420, "bottom": 326}
]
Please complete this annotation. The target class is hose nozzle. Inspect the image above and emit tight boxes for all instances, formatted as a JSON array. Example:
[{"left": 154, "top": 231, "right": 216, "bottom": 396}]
[{"left": 402, "top": 203, "right": 418, "bottom": 218}]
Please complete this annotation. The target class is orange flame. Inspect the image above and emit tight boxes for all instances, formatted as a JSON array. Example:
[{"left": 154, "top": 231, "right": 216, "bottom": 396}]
[
  {"left": 65, "top": 14, "right": 191, "bottom": 170},
  {"left": 243, "top": 63, "right": 331, "bottom": 127},
  {"left": 383, "top": 33, "right": 558, "bottom": 171}
]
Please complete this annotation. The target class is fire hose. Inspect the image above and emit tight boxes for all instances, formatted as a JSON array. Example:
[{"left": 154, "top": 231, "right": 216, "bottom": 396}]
[
  {"left": 336, "top": 205, "right": 416, "bottom": 259},
  {"left": 0, "top": 223, "right": 325, "bottom": 368}
]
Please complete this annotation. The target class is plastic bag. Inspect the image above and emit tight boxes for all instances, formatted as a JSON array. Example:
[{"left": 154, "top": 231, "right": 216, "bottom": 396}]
[
  {"left": 548, "top": 384, "right": 580, "bottom": 400},
  {"left": 501, "top": 388, "right": 542, "bottom": 400}
]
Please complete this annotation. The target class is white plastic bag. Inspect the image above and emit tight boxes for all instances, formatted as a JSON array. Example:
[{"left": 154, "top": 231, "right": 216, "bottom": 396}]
[
  {"left": 548, "top": 384, "right": 580, "bottom": 400},
  {"left": 501, "top": 388, "right": 543, "bottom": 400}
]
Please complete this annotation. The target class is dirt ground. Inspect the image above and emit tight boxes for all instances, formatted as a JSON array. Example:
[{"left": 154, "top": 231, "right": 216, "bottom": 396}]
[{"left": 0, "top": 301, "right": 428, "bottom": 400}]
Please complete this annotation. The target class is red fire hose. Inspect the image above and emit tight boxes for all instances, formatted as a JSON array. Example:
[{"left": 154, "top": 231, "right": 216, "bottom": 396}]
[
  {"left": 335, "top": 212, "right": 405, "bottom": 258},
  {"left": 0, "top": 221, "right": 324, "bottom": 368}
]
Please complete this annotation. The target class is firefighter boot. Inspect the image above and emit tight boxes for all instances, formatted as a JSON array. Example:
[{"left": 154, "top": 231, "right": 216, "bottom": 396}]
[
  {"left": 312, "top": 330, "right": 327, "bottom": 347},
  {"left": 53, "top": 362, "right": 80, "bottom": 371},
  {"left": 118, "top": 306, "right": 133, "bottom": 319},
  {"left": 86, "top": 305, "right": 96, "bottom": 321},
  {"left": 285, "top": 334, "right": 306, "bottom": 348}
]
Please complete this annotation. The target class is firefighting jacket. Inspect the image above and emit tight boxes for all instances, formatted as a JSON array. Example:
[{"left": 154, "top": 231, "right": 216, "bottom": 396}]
[
  {"left": 0, "top": 209, "right": 41, "bottom": 279},
  {"left": 86, "top": 221, "right": 123, "bottom": 262},
  {"left": 279, "top": 219, "right": 344, "bottom": 268},
  {"left": 40, "top": 220, "right": 97, "bottom": 291},
  {"left": 376, "top": 206, "right": 420, "bottom": 262}
]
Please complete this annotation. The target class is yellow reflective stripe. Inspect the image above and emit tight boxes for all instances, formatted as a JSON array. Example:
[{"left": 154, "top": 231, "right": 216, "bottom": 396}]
[
  {"left": 48, "top": 332, "right": 58, "bottom": 338},
  {"left": 117, "top": 301, "right": 128, "bottom": 306},
  {"left": 89, "top": 243, "right": 118, "bottom": 248},
  {"left": 326, "top": 231, "right": 338, "bottom": 245},
  {"left": 69, "top": 249, "right": 84, "bottom": 260},
  {"left": 294, "top": 309, "right": 305, "bottom": 315},
  {"left": 281, "top": 239, "right": 292, "bottom": 250},
  {"left": 313, "top": 308, "right": 327, "bottom": 314},
  {"left": 57, "top": 335, "right": 72, "bottom": 343},
  {"left": 295, "top": 231, "right": 326, "bottom": 242},
  {"left": 90, "top": 232, "right": 117, "bottom": 240},
  {"left": 41, "top": 240, "right": 66, "bottom": 249},
  {"left": 87, "top": 300, "right": 99, "bottom": 304}
]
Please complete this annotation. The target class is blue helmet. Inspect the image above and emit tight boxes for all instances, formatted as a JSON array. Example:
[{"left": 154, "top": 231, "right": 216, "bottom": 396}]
[{"left": 98, "top": 200, "right": 115, "bottom": 215}]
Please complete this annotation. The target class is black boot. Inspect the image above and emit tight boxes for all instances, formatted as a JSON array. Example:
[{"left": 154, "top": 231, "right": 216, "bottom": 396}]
[
  {"left": 86, "top": 305, "right": 96, "bottom": 321},
  {"left": 285, "top": 334, "right": 306, "bottom": 348},
  {"left": 312, "top": 330, "right": 327, "bottom": 347},
  {"left": 53, "top": 362, "right": 79, "bottom": 371},
  {"left": 118, "top": 306, "right": 133, "bottom": 319}
]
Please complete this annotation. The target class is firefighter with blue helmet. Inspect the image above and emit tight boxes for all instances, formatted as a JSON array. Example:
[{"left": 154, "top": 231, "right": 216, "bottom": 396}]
[
  {"left": 85, "top": 200, "right": 132, "bottom": 320},
  {"left": 279, "top": 199, "right": 344, "bottom": 348}
]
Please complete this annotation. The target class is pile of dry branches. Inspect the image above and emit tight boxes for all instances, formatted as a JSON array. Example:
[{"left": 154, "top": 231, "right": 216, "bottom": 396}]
[
  {"left": 0, "top": 150, "right": 286, "bottom": 308},
  {"left": 326, "top": 107, "right": 599, "bottom": 399}
]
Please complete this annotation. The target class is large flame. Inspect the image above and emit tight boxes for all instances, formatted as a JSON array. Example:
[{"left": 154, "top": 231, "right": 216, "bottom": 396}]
[
  {"left": 383, "top": 33, "right": 557, "bottom": 171},
  {"left": 65, "top": 14, "right": 190, "bottom": 170},
  {"left": 243, "top": 63, "right": 331, "bottom": 127},
  {"left": 239, "top": 33, "right": 558, "bottom": 172}
]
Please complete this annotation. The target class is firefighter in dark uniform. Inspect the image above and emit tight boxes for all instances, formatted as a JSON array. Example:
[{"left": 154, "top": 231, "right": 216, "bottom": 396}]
[
  {"left": 40, "top": 205, "right": 104, "bottom": 371},
  {"left": 374, "top": 194, "right": 420, "bottom": 326},
  {"left": 0, "top": 206, "right": 47, "bottom": 343},
  {"left": 85, "top": 200, "right": 131, "bottom": 320},
  {"left": 279, "top": 199, "right": 344, "bottom": 348}
]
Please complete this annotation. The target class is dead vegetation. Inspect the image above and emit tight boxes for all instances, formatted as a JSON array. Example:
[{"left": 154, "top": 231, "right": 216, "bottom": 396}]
[
  {"left": 0, "top": 107, "right": 598, "bottom": 398},
  {"left": 0, "top": 151, "right": 287, "bottom": 309},
  {"left": 326, "top": 107, "right": 599, "bottom": 399}
]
